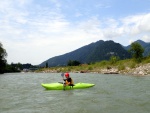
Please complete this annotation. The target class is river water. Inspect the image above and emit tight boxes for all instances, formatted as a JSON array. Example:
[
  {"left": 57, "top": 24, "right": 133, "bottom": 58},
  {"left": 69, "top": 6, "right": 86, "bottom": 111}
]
[{"left": 0, "top": 73, "right": 150, "bottom": 113}]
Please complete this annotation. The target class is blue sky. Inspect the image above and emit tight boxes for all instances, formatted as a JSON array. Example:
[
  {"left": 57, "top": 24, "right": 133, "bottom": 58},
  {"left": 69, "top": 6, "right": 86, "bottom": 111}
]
[{"left": 0, "top": 0, "right": 150, "bottom": 65}]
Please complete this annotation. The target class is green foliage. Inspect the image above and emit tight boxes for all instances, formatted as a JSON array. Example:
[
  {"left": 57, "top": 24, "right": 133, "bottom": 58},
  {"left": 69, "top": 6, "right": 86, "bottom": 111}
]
[
  {"left": 11, "top": 63, "right": 22, "bottom": 70},
  {"left": 67, "top": 67, "right": 72, "bottom": 71},
  {"left": 109, "top": 56, "right": 120, "bottom": 64},
  {"left": 100, "top": 60, "right": 107, "bottom": 65},
  {"left": 46, "top": 62, "right": 48, "bottom": 68},
  {"left": 37, "top": 56, "right": 150, "bottom": 73},
  {"left": 0, "top": 42, "right": 38, "bottom": 73},
  {"left": 129, "top": 42, "right": 144, "bottom": 62},
  {"left": 142, "top": 56, "right": 150, "bottom": 63},
  {"left": 67, "top": 60, "right": 81, "bottom": 66},
  {"left": 5, "top": 64, "right": 20, "bottom": 73},
  {"left": 129, "top": 62, "right": 136, "bottom": 69},
  {"left": 88, "top": 66, "right": 93, "bottom": 70},
  {"left": 5, "top": 63, "right": 38, "bottom": 73},
  {"left": 0, "top": 42, "right": 7, "bottom": 74},
  {"left": 118, "top": 64, "right": 125, "bottom": 71},
  {"left": 94, "top": 60, "right": 109, "bottom": 67}
]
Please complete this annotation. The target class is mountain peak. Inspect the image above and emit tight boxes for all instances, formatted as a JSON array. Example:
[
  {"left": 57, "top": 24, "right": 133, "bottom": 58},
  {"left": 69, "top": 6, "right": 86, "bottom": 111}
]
[
  {"left": 135, "top": 40, "right": 148, "bottom": 47},
  {"left": 39, "top": 40, "right": 131, "bottom": 67},
  {"left": 39, "top": 39, "right": 150, "bottom": 67}
]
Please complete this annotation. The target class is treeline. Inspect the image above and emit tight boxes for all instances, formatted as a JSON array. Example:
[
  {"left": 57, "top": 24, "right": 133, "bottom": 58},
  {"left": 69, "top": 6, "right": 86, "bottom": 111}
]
[
  {"left": 67, "top": 60, "right": 81, "bottom": 66},
  {"left": 0, "top": 41, "right": 146, "bottom": 74},
  {"left": 0, "top": 42, "right": 7, "bottom": 74},
  {"left": 44, "top": 60, "right": 81, "bottom": 67},
  {"left": 5, "top": 63, "right": 38, "bottom": 73},
  {"left": 0, "top": 42, "right": 38, "bottom": 74}
]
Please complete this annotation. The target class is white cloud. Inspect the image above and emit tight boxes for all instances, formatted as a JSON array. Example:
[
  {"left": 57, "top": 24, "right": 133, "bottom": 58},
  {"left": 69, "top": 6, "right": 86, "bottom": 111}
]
[
  {"left": 121, "top": 13, "right": 150, "bottom": 35},
  {"left": 142, "top": 34, "right": 150, "bottom": 42},
  {"left": 0, "top": 0, "right": 150, "bottom": 64}
]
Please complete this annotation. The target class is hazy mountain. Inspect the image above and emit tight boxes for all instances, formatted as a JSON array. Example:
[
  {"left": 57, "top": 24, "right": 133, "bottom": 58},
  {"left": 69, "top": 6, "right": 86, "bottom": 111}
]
[
  {"left": 124, "top": 39, "right": 150, "bottom": 56},
  {"left": 39, "top": 40, "right": 131, "bottom": 67}
]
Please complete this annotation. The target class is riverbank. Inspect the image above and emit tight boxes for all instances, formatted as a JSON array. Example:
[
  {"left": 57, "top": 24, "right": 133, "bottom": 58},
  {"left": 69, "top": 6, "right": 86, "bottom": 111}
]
[
  {"left": 36, "top": 57, "right": 150, "bottom": 76},
  {"left": 36, "top": 63, "right": 150, "bottom": 76},
  {"left": 40, "top": 63, "right": 150, "bottom": 76},
  {"left": 120, "top": 63, "right": 150, "bottom": 76},
  {"left": 101, "top": 63, "right": 150, "bottom": 76}
]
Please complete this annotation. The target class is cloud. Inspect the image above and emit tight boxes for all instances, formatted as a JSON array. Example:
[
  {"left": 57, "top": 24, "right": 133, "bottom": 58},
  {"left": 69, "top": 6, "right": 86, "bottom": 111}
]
[
  {"left": 121, "top": 13, "right": 150, "bottom": 35},
  {"left": 0, "top": 0, "right": 150, "bottom": 64},
  {"left": 142, "top": 35, "right": 150, "bottom": 42}
]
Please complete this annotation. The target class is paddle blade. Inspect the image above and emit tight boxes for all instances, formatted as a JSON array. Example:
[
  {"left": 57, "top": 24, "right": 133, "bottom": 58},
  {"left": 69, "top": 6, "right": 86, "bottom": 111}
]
[{"left": 61, "top": 73, "right": 64, "bottom": 78}]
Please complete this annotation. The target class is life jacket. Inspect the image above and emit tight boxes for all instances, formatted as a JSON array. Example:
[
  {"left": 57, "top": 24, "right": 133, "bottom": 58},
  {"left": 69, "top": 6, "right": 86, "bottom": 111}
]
[{"left": 65, "top": 77, "right": 74, "bottom": 86}]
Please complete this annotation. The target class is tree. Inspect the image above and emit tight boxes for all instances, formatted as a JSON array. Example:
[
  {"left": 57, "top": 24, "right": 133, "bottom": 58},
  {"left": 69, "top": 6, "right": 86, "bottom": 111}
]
[
  {"left": 109, "top": 56, "right": 120, "bottom": 64},
  {"left": 67, "top": 60, "right": 81, "bottom": 66},
  {"left": 129, "top": 42, "right": 144, "bottom": 62},
  {"left": 0, "top": 42, "right": 7, "bottom": 74},
  {"left": 46, "top": 62, "right": 48, "bottom": 68}
]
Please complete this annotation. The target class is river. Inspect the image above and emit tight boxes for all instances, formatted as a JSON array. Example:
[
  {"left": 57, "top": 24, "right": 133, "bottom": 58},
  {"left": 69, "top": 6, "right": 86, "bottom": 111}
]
[{"left": 0, "top": 73, "right": 150, "bottom": 113}]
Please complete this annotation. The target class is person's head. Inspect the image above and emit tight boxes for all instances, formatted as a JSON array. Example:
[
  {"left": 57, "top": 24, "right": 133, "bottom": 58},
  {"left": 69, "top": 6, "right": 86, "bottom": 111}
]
[{"left": 65, "top": 73, "right": 69, "bottom": 78}]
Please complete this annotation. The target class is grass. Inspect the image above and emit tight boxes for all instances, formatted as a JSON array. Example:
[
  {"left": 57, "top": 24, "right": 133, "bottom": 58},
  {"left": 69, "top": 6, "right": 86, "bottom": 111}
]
[{"left": 36, "top": 56, "right": 150, "bottom": 73}]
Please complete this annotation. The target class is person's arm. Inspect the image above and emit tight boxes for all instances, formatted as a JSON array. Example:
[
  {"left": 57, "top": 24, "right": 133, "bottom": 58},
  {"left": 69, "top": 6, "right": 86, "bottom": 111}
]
[{"left": 63, "top": 79, "right": 67, "bottom": 81}]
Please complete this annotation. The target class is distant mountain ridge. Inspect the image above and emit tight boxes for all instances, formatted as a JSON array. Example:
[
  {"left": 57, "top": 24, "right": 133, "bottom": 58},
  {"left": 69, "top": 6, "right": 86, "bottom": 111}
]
[
  {"left": 124, "top": 40, "right": 150, "bottom": 56},
  {"left": 39, "top": 40, "right": 131, "bottom": 67},
  {"left": 39, "top": 39, "right": 150, "bottom": 67}
]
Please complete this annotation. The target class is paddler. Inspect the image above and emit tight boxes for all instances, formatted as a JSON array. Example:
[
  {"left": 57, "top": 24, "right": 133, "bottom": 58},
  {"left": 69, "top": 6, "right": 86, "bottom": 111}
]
[{"left": 63, "top": 72, "right": 74, "bottom": 90}]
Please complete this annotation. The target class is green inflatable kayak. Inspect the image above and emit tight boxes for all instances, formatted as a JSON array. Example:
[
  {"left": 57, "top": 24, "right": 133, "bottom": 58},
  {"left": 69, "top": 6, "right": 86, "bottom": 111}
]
[{"left": 41, "top": 83, "right": 95, "bottom": 90}]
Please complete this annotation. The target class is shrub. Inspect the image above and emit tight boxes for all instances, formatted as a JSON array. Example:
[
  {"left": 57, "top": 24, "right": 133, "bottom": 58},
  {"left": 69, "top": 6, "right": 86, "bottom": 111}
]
[
  {"left": 118, "top": 65, "right": 125, "bottom": 71},
  {"left": 129, "top": 62, "right": 136, "bottom": 69},
  {"left": 110, "top": 56, "right": 120, "bottom": 65},
  {"left": 88, "top": 66, "right": 93, "bottom": 70}
]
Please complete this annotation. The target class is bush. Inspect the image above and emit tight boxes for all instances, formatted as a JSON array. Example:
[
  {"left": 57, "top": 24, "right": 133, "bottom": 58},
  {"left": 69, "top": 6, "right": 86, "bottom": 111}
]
[
  {"left": 88, "top": 66, "right": 93, "bottom": 70},
  {"left": 143, "top": 56, "right": 150, "bottom": 63},
  {"left": 128, "top": 42, "right": 144, "bottom": 63},
  {"left": 67, "top": 60, "right": 81, "bottom": 66},
  {"left": 129, "top": 62, "right": 136, "bottom": 69},
  {"left": 110, "top": 56, "right": 120, "bottom": 65},
  {"left": 118, "top": 65, "right": 125, "bottom": 71}
]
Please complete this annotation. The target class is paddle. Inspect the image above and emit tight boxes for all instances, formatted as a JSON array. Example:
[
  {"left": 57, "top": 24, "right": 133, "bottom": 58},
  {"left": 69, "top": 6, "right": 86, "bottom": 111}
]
[
  {"left": 61, "top": 73, "right": 65, "bottom": 90},
  {"left": 61, "top": 73, "right": 64, "bottom": 79}
]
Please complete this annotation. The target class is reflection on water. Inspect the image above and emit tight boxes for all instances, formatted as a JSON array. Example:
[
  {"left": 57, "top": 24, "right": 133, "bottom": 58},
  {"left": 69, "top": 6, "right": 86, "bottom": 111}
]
[{"left": 0, "top": 73, "right": 150, "bottom": 113}]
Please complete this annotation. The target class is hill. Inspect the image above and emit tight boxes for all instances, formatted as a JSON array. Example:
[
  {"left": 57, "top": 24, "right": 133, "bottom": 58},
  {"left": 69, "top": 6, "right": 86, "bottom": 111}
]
[
  {"left": 39, "top": 40, "right": 131, "bottom": 67},
  {"left": 124, "top": 40, "right": 150, "bottom": 56}
]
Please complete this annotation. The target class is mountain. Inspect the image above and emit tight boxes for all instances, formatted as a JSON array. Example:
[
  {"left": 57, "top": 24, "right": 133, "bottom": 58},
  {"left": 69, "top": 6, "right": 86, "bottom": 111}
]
[
  {"left": 39, "top": 40, "right": 131, "bottom": 67},
  {"left": 124, "top": 39, "right": 150, "bottom": 56}
]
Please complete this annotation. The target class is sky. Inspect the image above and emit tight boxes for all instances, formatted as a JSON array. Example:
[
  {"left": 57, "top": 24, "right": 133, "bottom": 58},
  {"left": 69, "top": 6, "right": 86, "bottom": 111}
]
[{"left": 0, "top": 0, "right": 150, "bottom": 65}]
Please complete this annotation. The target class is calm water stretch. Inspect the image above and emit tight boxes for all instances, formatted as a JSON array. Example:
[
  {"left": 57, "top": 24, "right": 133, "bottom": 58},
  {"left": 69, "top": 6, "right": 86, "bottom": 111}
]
[{"left": 0, "top": 73, "right": 150, "bottom": 113}]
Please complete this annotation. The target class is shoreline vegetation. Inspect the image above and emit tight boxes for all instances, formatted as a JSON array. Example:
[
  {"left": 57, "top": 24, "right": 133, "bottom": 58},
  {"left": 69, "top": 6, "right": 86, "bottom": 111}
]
[{"left": 35, "top": 56, "right": 150, "bottom": 76}]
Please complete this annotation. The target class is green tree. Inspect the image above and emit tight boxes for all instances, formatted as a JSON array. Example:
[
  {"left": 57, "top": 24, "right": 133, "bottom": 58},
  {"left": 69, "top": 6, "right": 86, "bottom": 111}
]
[
  {"left": 67, "top": 60, "right": 72, "bottom": 66},
  {"left": 109, "top": 56, "right": 120, "bottom": 64},
  {"left": 0, "top": 42, "right": 7, "bottom": 74},
  {"left": 129, "top": 42, "right": 144, "bottom": 62},
  {"left": 16, "top": 62, "right": 22, "bottom": 70},
  {"left": 67, "top": 60, "right": 81, "bottom": 66},
  {"left": 46, "top": 62, "right": 48, "bottom": 68}
]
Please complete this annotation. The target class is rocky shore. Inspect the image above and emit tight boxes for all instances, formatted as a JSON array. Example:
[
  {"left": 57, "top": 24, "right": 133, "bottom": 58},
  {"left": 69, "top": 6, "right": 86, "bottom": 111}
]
[
  {"left": 124, "top": 63, "right": 150, "bottom": 76},
  {"left": 37, "top": 63, "right": 150, "bottom": 76},
  {"left": 100, "top": 63, "right": 150, "bottom": 76}
]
